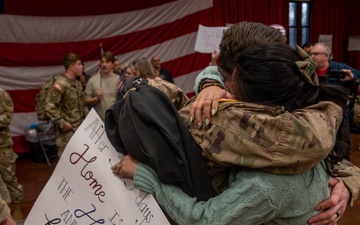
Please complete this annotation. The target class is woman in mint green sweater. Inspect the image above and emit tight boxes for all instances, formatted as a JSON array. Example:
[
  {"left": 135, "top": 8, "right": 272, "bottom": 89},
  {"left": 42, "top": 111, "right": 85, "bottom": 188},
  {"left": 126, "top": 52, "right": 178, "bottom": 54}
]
[
  {"left": 115, "top": 43, "right": 350, "bottom": 225},
  {"left": 132, "top": 160, "right": 329, "bottom": 225}
]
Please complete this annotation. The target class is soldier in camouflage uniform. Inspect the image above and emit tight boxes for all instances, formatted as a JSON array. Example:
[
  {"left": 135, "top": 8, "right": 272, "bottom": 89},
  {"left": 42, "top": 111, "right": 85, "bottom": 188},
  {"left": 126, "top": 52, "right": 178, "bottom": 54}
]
[
  {"left": 146, "top": 79, "right": 188, "bottom": 110},
  {"left": 0, "top": 175, "right": 16, "bottom": 225},
  {"left": 0, "top": 88, "right": 23, "bottom": 220},
  {"left": 179, "top": 71, "right": 343, "bottom": 193},
  {"left": 191, "top": 22, "right": 360, "bottom": 218},
  {"left": 45, "top": 53, "right": 88, "bottom": 157}
]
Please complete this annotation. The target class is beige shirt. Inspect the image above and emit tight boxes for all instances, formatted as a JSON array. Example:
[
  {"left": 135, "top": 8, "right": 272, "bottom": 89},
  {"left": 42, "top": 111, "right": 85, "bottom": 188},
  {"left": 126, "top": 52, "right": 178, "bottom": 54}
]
[{"left": 85, "top": 72, "right": 119, "bottom": 121}]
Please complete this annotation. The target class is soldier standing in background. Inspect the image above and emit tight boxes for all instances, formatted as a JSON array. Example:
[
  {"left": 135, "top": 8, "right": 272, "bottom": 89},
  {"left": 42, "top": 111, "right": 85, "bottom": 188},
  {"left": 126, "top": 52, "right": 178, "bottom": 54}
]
[
  {"left": 0, "top": 88, "right": 23, "bottom": 220},
  {"left": 45, "top": 53, "right": 89, "bottom": 157},
  {"left": 0, "top": 175, "right": 16, "bottom": 224}
]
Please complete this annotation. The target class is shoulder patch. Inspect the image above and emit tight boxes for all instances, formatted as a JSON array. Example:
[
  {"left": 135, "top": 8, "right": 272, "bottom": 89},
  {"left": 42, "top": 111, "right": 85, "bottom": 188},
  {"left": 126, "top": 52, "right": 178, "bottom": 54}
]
[
  {"left": 54, "top": 83, "right": 62, "bottom": 91},
  {"left": 51, "top": 90, "right": 59, "bottom": 98},
  {"left": 5, "top": 99, "right": 12, "bottom": 107}
]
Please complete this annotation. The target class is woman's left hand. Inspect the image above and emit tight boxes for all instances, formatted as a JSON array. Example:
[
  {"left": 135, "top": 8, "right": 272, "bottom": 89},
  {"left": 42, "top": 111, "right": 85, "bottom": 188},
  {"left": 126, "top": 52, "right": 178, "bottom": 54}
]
[
  {"left": 112, "top": 155, "right": 139, "bottom": 179},
  {"left": 307, "top": 177, "right": 350, "bottom": 225}
]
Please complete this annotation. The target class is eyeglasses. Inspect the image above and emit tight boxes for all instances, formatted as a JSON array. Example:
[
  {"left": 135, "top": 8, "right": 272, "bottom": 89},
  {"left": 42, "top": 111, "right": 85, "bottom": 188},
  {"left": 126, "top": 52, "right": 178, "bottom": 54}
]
[{"left": 310, "top": 52, "right": 327, "bottom": 56}]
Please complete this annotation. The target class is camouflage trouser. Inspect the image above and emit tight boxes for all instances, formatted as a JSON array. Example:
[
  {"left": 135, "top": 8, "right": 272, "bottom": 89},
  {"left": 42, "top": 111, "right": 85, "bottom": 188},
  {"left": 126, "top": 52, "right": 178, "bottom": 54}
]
[
  {"left": 56, "top": 129, "right": 75, "bottom": 157},
  {"left": 0, "top": 148, "right": 23, "bottom": 203},
  {"left": 0, "top": 176, "right": 12, "bottom": 222},
  {"left": 0, "top": 174, "right": 11, "bottom": 204},
  {"left": 0, "top": 195, "right": 11, "bottom": 223}
]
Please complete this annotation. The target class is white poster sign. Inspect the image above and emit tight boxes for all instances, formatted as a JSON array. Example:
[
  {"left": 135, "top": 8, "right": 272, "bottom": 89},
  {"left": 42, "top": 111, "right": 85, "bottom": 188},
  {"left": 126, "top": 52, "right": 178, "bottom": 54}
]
[
  {"left": 348, "top": 36, "right": 360, "bottom": 51},
  {"left": 318, "top": 34, "right": 333, "bottom": 59},
  {"left": 318, "top": 34, "right": 333, "bottom": 49},
  {"left": 194, "top": 24, "right": 229, "bottom": 53},
  {"left": 24, "top": 109, "right": 170, "bottom": 225}
]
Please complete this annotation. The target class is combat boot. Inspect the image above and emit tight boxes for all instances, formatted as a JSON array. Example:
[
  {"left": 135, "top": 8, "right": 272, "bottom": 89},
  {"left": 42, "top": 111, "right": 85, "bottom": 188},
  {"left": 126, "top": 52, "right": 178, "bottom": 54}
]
[{"left": 9, "top": 203, "right": 23, "bottom": 220}]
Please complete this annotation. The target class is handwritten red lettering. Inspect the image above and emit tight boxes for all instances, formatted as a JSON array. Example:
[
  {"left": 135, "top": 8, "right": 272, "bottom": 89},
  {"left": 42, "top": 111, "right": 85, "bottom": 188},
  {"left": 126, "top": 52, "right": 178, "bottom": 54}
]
[{"left": 69, "top": 144, "right": 105, "bottom": 203}]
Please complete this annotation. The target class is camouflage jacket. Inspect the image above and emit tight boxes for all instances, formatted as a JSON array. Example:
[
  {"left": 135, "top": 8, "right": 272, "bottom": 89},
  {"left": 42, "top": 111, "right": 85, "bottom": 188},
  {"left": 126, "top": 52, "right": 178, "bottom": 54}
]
[
  {"left": 45, "top": 75, "right": 88, "bottom": 130},
  {"left": 179, "top": 99, "right": 342, "bottom": 176},
  {"left": 192, "top": 65, "right": 360, "bottom": 202},
  {"left": 0, "top": 88, "right": 13, "bottom": 149},
  {"left": 147, "top": 79, "right": 188, "bottom": 110},
  {"left": 333, "top": 159, "right": 360, "bottom": 205}
]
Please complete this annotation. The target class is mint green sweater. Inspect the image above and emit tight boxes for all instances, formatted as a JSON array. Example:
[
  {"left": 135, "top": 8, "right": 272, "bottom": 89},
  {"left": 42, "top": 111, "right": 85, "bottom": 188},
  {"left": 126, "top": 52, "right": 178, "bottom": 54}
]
[{"left": 134, "top": 162, "right": 330, "bottom": 225}]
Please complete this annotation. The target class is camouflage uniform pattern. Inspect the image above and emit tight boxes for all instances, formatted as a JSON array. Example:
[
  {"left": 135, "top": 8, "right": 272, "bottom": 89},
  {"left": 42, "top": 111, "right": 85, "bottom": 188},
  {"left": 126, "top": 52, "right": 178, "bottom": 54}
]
[
  {"left": 0, "top": 89, "right": 13, "bottom": 150},
  {"left": 0, "top": 88, "right": 23, "bottom": 203},
  {"left": 179, "top": 99, "right": 343, "bottom": 192},
  {"left": 0, "top": 175, "right": 11, "bottom": 223},
  {"left": 194, "top": 67, "right": 360, "bottom": 203},
  {"left": 45, "top": 75, "right": 88, "bottom": 156},
  {"left": 147, "top": 79, "right": 189, "bottom": 110},
  {"left": 333, "top": 159, "right": 360, "bottom": 205},
  {"left": 0, "top": 198, "right": 10, "bottom": 223},
  {"left": 0, "top": 176, "right": 10, "bottom": 205}
]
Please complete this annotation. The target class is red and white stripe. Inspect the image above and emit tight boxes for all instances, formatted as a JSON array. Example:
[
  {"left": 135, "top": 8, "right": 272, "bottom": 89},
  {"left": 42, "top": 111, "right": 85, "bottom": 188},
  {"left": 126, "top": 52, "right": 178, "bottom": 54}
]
[{"left": 0, "top": 0, "right": 213, "bottom": 153}]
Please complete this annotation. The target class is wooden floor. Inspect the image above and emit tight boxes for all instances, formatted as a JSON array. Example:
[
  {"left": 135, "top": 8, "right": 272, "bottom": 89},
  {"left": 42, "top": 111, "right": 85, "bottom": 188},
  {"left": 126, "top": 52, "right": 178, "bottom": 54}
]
[{"left": 15, "top": 134, "right": 360, "bottom": 224}]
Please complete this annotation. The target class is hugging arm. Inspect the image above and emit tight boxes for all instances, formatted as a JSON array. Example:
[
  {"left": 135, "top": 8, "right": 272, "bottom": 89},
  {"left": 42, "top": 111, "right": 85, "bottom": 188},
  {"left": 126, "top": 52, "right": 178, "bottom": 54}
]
[
  {"left": 116, "top": 156, "right": 338, "bottom": 225},
  {"left": 308, "top": 158, "right": 360, "bottom": 225},
  {"left": 190, "top": 67, "right": 358, "bottom": 224},
  {"left": 308, "top": 177, "right": 350, "bottom": 225},
  {"left": 191, "top": 66, "right": 234, "bottom": 127},
  {"left": 134, "top": 164, "right": 279, "bottom": 225},
  {"left": 115, "top": 155, "right": 278, "bottom": 225}
]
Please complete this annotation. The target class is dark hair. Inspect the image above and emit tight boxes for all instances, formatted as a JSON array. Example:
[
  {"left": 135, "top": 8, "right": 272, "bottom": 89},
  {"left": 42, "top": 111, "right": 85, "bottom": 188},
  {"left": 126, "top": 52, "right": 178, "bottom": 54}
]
[
  {"left": 219, "top": 22, "right": 286, "bottom": 78},
  {"left": 232, "top": 43, "right": 319, "bottom": 109},
  {"left": 231, "top": 43, "right": 348, "bottom": 169},
  {"left": 301, "top": 41, "right": 313, "bottom": 49},
  {"left": 101, "top": 51, "right": 115, "bottom": 63},
  {"left": 64, "top": 53, "right": 81, "bottom": 70}
]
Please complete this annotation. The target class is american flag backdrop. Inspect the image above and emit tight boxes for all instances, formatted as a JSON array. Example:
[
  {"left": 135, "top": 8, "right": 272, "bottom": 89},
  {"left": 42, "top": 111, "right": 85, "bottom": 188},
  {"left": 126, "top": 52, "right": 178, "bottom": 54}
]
[{"left": 0, "top": 0, "right": 214, "bottom": 153}]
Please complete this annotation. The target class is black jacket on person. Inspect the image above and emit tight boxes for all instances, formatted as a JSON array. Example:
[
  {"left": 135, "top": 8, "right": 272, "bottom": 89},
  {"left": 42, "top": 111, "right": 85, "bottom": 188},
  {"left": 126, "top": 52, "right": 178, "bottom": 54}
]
[
  {"left": 160, "top": 68, "right": 174, "bottom": 83},
  {"left": 105, "top": 78, "right": 216, "bottom": 201}
]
